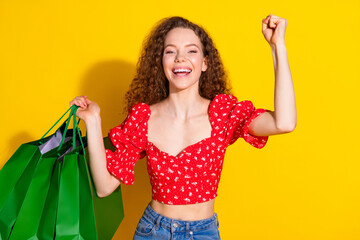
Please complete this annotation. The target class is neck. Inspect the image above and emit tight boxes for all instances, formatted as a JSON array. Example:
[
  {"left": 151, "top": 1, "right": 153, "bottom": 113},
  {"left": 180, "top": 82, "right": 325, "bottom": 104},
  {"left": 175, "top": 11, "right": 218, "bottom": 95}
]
[{"left": 164, "top": 91, "right": 207, "bottom": 120}]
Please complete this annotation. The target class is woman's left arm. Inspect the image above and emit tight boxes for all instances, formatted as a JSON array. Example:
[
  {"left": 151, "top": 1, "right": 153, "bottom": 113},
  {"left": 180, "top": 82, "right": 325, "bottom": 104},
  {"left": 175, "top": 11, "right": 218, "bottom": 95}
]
[{"left": 248, "top": 14, "right": 297, "bottom": 137}]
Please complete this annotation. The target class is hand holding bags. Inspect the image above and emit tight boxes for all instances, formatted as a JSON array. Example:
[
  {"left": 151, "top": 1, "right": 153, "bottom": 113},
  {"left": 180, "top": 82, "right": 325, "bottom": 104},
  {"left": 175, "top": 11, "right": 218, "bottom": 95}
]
[{"left": 0, "top": 105, "right": 124, "bottom": 240}]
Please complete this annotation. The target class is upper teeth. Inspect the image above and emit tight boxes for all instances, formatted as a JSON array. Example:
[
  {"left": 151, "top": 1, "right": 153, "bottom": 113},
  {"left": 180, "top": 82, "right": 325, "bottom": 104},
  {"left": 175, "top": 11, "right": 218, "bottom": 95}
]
[{"left": 174, "top": 69, "right": 191, "bottom": 73}]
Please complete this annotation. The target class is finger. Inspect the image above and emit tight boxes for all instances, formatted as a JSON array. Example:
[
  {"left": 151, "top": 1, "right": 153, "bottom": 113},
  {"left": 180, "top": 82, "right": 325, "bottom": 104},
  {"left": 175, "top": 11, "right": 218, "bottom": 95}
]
[
  {"left": 73, "top": 100, "right": 86, "bottom": 109},
  {"left": 75, "top": 96, "right": 88, "bottom": 107},
  {"left": 270, "top": 15, "right": 281, "bottom": 22},
  {"left": 71, "top": 96, "right": 88, "bottom": 108},
  {"left": 262, "top": 15, "right": 273, "bottom": 30},
  {"left": 70, "top": 97, "right": 85, "bottom": 107},
  {"left": 79, "top": 100, "right": 87, "bottom": 108},
  {"left": 269, "top": 20, "right": 276, "bottom": 28},
  {"left": 263, "top": 15, "right": 270, "bottom": 23},
  {"left": 262, "top": 17, "right": 270, "bottom": 31},
  {"left": 70, "top": 99, "right": 79, "bottom": 106},
  {"left": 262, "top": 22, "right": 267, "bottom": 32},
  {"left": 269, "top": 17, "right": 280, "bottom": 28}
]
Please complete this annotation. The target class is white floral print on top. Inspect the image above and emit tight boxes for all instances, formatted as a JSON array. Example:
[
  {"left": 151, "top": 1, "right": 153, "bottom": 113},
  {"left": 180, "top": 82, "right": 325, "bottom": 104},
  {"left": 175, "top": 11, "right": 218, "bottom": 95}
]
[{"left": 105, "top": 94, "right": 269, "bottom": 205}]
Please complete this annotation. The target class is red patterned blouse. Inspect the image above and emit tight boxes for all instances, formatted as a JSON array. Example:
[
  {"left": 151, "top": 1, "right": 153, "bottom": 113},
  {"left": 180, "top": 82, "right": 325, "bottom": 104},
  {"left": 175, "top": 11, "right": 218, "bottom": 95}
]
[{"left": 105, "top": 94, "right": 269, "bottom": 205}]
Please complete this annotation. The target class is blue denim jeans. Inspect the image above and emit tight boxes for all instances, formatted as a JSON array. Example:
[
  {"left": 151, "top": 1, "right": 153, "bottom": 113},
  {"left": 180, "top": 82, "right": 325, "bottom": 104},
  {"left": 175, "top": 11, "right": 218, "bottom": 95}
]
[{"left": 133, "top": 202, "right": 221, "bottom": 240}]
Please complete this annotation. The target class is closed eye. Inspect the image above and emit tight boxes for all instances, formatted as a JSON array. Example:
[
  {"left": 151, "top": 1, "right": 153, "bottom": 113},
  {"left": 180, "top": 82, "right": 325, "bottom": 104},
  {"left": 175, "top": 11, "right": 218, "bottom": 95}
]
[{"left": 164, "top": 50, "right": 197, "bottom": 54}]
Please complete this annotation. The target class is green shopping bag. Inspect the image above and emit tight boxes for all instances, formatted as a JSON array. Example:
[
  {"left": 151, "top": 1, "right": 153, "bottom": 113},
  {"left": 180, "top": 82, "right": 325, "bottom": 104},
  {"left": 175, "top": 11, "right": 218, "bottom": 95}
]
[
  {"left": 54, "top": 138, "right": 124, "bottom": 240},
  {"left": 55, "top": 107, "right": 124, "bottom": 240},
  {"left": 0, "top": 106, "right": 78, "bottom": 240},
  {"left": 8, "top": 106, "right": 84, "bottom": 240},
  {"left": 9, "top": 141, "right": 77, "bottom": 240},
  {"left": 1, "top": 105, "right": 124, "bottom": 240}
]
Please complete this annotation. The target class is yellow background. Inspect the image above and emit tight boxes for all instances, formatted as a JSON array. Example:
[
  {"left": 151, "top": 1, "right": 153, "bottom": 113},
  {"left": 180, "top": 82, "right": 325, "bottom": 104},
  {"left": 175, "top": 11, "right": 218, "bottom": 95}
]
[{"left": 1, "top": 0, "right": 359, "bottom": 239}]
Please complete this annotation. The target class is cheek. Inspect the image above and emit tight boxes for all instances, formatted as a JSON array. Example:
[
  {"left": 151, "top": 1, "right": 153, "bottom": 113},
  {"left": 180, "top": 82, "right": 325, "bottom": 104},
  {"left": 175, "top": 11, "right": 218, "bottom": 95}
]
[
  {"left": 162, "top": 56, "right": 172, "bottom": 69},
  {"left": 191, "top": 56, "right": 204, "bottom": 69},
  {"left": 190, "top": 54, "right": 202, "bottom": 62},
  {"left": 162, "top": 58, "right": 173, "bottom": 78}
]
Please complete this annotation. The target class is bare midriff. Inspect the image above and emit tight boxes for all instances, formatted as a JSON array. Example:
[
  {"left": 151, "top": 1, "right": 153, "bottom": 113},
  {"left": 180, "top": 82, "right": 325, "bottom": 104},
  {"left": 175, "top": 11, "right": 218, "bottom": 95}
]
[{"left": 150, "top": 198, "right": 215, "bottom": 221}]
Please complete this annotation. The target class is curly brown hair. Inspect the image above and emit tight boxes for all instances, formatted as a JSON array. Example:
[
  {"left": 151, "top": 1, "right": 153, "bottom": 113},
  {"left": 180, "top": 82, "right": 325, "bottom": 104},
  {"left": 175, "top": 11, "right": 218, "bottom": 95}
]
[{"left": 123, "top": 16, "right": 233, "bottom": 114}]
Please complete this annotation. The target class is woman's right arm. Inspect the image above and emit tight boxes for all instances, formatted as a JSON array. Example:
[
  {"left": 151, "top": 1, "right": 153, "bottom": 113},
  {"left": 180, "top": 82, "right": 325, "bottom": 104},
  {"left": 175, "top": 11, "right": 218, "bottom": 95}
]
[{"left": 70, "top": 96, "right": 120, "bottom": 198}]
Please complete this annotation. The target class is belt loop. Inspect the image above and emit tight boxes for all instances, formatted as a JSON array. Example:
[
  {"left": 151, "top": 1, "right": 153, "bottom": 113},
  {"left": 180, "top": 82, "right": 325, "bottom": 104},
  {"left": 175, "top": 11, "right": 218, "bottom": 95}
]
[
  {"left": 155, "top": 215, "right": 162, "bottom": 230},
  {"left": 185, "top": 222, "right": 190, "bottom": 238},
  {"left": 170, "top": 219, "right": 174, "bottom": 239},
  {"left": 215, "top": 213, "right": 219, "bottom": 227}
]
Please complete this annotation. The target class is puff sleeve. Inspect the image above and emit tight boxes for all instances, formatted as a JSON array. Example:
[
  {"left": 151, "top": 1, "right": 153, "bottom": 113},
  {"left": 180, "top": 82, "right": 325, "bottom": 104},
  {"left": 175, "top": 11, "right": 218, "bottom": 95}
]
[
  {"left": 223, "top": 94, "right": 269, "bottom": 148},
  {"left": 105, "top": 103, "right": 150, "bottom": 185}
]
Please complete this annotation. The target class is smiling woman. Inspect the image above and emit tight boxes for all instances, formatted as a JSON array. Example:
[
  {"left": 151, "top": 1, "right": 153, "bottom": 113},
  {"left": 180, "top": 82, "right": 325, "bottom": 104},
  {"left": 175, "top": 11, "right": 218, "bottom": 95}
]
[
  {"left": 122, "top": 16, "right": 231, "bottom": 109},
  {"left": 69, "top": 14, "right": 296, "bottom": 240}
]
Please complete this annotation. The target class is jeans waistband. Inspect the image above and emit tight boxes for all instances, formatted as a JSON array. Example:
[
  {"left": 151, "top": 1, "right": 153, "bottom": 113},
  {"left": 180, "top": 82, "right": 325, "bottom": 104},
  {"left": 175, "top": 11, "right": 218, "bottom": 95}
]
[{"left": 142, "top": 202, "right": 219, "bottom": 233}]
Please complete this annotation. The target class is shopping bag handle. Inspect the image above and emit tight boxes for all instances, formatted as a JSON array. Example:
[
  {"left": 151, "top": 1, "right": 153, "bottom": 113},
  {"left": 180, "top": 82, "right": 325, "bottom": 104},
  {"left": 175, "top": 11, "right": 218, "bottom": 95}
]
[
  {"left": 40, "top": 105, "right": 80, "bottom": 141},
  {"left": 57, "top": 105, "right": 85, "bottom": 153},
  {"left": 57, "top": 106, "right": 77, "bottom": 151},
  {"left": 72, "top": 107, "right": 86, "bottom": 155}
]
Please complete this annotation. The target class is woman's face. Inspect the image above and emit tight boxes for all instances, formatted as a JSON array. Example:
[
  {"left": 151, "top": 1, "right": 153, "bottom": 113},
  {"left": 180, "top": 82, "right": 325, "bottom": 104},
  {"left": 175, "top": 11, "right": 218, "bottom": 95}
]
[{"left": 162, "top": 27, "right": 207, "bottom": 91}]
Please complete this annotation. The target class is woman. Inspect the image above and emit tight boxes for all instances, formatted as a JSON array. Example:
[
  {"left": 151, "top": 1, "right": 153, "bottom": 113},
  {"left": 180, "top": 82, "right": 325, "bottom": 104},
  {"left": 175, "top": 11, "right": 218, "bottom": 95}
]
[{"left": 70, "top": 14, "right": 296, "bottom": 240}]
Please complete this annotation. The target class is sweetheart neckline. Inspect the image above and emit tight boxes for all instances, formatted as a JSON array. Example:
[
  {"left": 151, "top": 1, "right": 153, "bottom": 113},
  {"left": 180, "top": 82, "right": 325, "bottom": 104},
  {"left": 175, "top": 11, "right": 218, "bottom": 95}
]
[{"left": 147, "top": 136, "right": 213, "bottom": 158}]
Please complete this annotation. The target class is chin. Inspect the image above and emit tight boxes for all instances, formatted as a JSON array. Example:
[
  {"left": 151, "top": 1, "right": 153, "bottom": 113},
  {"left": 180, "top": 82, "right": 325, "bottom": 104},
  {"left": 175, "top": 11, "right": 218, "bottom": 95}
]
[{"left": 169, "top": 80, "right": 199, "bottom": 91}]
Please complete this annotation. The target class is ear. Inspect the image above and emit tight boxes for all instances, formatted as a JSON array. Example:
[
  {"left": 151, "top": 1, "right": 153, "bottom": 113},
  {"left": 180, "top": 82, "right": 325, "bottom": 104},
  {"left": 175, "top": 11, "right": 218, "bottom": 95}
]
[{"left": 201, "top": 56, "right": 208, "bottom": 72}]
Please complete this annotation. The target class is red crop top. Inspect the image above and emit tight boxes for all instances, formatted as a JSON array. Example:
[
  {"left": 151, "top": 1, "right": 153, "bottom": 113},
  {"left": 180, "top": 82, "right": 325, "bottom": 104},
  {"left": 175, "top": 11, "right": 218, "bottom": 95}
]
[{"left": 105, "top": 94, "right": 269, "bottom": 205}]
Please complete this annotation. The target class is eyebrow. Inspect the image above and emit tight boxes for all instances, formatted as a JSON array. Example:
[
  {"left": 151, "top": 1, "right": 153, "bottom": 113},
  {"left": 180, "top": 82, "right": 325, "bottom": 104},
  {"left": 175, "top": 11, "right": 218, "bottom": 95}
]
[{"left": 164, "top": 43, "right": 200, "bottom": 49}]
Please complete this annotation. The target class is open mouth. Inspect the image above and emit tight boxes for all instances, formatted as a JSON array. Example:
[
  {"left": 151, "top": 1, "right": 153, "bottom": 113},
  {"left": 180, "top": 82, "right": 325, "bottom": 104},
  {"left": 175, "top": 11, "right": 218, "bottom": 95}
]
[{"left": 172, "top": 68, "right": 192, "bottom": 77}]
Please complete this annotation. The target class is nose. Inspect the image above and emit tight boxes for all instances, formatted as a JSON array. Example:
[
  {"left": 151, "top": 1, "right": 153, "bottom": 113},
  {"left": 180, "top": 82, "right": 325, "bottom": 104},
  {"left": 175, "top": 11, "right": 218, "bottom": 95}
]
[{"left": 175, "top": 53, "right": 186, "bottom": 62}]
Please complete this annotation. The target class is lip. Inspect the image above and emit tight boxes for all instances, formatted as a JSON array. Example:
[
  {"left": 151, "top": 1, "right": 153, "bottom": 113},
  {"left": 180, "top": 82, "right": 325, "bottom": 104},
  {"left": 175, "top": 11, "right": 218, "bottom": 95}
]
[
  {"left": 172, "top": 71, "right": 192, "bottom": 79},
  {"left": 172, "top": 72, "right": 192, "bottom": 78}
]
